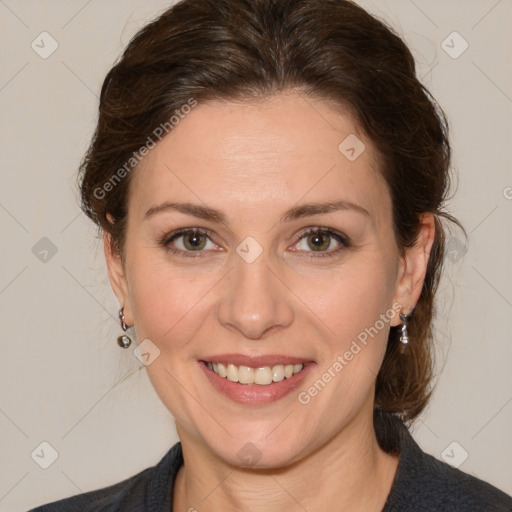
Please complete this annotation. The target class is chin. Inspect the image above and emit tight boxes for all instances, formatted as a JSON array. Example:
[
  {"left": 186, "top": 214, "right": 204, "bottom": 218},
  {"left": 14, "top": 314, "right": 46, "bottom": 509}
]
[{"left": 199, "top": 425, "right": 315, "bottom": 470}]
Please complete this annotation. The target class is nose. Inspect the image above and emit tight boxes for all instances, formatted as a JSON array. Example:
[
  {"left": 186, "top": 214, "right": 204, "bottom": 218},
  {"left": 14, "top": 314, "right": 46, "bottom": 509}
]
[{"left": 216, "top": 250, "right": 294, "bottom": 340}]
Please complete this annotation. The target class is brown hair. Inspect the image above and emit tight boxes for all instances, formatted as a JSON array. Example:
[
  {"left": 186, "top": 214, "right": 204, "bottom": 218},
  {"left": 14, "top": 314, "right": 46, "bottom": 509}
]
[{"left": 79, "top": 0, "right": 464, "bottom": 422}]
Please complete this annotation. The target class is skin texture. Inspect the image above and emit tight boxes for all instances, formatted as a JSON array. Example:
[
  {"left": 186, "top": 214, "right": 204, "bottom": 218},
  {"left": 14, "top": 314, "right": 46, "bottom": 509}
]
[{"left": 105, "top": 91, "right": 435, "bottom": 511}]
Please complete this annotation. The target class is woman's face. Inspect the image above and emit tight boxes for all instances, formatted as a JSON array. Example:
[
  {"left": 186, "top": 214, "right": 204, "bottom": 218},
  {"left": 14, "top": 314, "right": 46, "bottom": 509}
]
[{"left": 107, "top": 92, "right": 427, "bottom": 467}]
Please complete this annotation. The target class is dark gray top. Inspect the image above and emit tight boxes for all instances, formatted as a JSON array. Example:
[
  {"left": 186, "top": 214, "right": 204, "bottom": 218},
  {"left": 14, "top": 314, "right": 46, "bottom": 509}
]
[{"left": 29, "top": 411, "right": 512, "bottom": 511}]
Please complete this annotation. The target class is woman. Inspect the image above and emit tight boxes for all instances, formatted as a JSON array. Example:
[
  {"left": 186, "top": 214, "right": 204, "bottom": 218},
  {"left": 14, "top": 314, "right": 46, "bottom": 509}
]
[{"left": 30, "top": 0, "right": 512, "bottom": 510}]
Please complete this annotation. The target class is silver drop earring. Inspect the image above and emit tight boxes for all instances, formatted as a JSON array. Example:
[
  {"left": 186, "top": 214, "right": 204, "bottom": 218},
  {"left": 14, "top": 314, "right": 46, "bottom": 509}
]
[
  {"left": 117, "top": 307, "right": 132, "bottom": 348},
  {"left": 399, "top": 312, "right": 410, "bottom": 345}
]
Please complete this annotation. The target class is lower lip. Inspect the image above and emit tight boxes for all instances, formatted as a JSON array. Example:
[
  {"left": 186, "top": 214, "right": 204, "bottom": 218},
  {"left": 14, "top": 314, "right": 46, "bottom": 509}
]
[{"left": 199, "top": 361, "right": 315, "bottom": 405}]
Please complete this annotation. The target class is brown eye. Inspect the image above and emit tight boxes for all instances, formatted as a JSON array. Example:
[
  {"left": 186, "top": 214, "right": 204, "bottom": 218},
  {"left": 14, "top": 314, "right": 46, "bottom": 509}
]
[
  {"left": 292, "top": 228, "right": 350, "bottom": 258},
  {"left": 163, "top": 228, "right": 218, "bottom": 256},
  {"left": 182, "top": 231, "right": 207, "bottom": 251},
  {"left": 306, "top": 231, "right": 331, "bottom": 251}
]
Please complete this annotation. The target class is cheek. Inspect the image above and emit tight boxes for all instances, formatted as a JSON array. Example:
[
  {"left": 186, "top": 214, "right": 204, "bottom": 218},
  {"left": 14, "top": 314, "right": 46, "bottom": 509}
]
[
  {"left": 129, "top": 271, "right": 216, "bottom": 351},
  {"left": 292, "top": 265, "right": 396, "bottom": 419},
  {"left": 124, "top": 254, "right": 221, "bottom": 433},
  {"left": 289, "top": 255, "right": 398, "bottom": 408},
  {"left": 293, "top": 256, "right": 396, "bottom": 348}
]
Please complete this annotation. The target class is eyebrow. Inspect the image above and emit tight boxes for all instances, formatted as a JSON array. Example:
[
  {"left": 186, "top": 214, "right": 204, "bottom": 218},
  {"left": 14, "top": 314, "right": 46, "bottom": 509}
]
[{"left": 144, "top": 199, "right": 370, "bottom": 223}]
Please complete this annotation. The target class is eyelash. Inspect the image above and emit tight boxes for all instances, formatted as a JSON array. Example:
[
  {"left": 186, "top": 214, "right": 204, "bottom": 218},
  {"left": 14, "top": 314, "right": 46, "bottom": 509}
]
[{"left": 160, "top": 227, "right": 351, "bottom": 259}]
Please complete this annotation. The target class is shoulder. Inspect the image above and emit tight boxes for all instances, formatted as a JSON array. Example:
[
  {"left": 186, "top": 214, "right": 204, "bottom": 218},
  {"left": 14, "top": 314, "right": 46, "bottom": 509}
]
[
  {"left": 28, "top": 442, "right": 183, "bottom": 512},
  {"left": 392, "top": 447, "right": 512, "bottom": 511},
  {"left": 28, "top": 468, "right": 152, "bottom": 512},
  {"left": 376, "top": 412, "right": 512, "bottom": 512}
]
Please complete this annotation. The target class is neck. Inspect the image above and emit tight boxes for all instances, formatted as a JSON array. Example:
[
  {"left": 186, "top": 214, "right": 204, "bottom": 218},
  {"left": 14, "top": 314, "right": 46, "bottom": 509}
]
[{"left": 173, "top": 410, "right": 399, "bottom": 512}]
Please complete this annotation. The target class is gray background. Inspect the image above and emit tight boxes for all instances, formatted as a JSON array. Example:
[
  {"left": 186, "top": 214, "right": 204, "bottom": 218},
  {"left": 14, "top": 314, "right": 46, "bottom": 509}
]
[{"left": 0, "top": 0, "right": 511, "bottom": 510}]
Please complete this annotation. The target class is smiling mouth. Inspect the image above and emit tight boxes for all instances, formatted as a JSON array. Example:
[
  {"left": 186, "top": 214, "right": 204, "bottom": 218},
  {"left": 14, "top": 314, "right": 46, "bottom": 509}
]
[{"left": 204, "top": 361, "right": 306, "bottom": 386}]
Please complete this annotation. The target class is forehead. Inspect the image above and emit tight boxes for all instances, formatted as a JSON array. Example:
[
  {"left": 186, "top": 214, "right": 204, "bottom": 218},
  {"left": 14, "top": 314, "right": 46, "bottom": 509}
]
[{"left": 128, "top": 92, "right": 390, "bottom": 224}]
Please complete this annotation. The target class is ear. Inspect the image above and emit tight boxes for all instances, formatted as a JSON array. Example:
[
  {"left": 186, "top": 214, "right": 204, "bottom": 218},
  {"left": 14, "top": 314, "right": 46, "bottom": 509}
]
[
  {"left": 390, "top": 213, "right": 436, "bottom": 327},
  {"left": 103, "top": 230, "right": 133, "bottom": 327}
]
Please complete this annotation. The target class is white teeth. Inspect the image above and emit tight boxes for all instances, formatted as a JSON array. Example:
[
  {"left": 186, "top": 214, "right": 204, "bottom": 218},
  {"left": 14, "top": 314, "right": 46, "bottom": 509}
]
[
  {"left": 226, "top": 363, "right": 238, "bottom": 382},
  {"left": 272, "top": 365, "right": 285, "bottom": 382},
  {"left": 207, "top": 361, "right": 304, "bottom": 385},
  {"left": 254, "top": 366, "right": 273, "bottom": 385},
  {"left": 216, "top": 362, "right": 227, "bottom": 378},
  {"left": 238, "top": 365, "right": 253, "bottom": 384}
]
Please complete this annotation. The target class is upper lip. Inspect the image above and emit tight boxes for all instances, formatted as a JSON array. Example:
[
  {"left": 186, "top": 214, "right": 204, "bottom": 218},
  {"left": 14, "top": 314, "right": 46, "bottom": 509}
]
[{"left": 201, "top": 354, "right": 313, "bottom": 367}]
